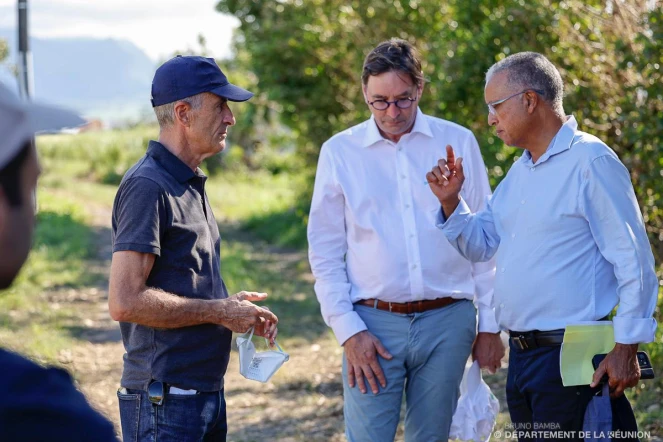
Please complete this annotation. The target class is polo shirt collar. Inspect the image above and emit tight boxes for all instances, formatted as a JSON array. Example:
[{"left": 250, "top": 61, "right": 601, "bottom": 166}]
[
  {"left": 520, "top": 115, "right": 578, "bottom": 166},
  {"left": 362, "top": 107, "right": 433, "bottom": 148},
  {"left": 147, "top": 140, "right": 196, "bottom": 183}
]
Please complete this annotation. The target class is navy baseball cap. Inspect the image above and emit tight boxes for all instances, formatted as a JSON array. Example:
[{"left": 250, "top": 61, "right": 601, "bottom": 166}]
[{"left": 150, "top": 55, "right": 253, "bottom": 107}]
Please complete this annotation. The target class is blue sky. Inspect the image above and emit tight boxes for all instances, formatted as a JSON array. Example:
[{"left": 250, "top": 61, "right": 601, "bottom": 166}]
[{"left": 0, "top": 0, "right": 238, "bottom": 61}]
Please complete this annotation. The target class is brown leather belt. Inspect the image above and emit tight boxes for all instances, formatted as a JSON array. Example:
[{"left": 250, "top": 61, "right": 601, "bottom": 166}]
[{"left": 355, "top": 297, "right": 462, "bottom": 314}]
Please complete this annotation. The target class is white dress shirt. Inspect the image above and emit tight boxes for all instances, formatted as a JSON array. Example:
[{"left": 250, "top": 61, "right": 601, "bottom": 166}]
[
  {"left": 439, "top": 116, "right": 658, "bottom": 344},
  {"left": 308, "top": 108, "right": 498, "bottom": 345}
]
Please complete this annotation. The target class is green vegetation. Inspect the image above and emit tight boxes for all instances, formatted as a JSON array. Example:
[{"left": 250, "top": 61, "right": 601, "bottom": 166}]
[
  {"left": 219, "top": 232, "right": 325, "bottom": 343},
  {"left": 0, "top": 190, "right": 98, "bottom": 360},
  {"left": 217, "top": 1, "right": 663, "bottom": 255},
  {"left": 38, "top": 126, "right": 156, "bottom": 185}
]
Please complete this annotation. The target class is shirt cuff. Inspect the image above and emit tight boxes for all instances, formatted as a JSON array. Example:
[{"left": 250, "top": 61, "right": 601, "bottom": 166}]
[
  {"left": 435, "top": 198, "right": 472, "bottom": 241},
  {"left": 477, "top": 306, "right": 500, "bottom": 333},
  {"left": 613, "top": 316, "right": 658, "bottom": 344},
  {"left": 329, "top": 310, "right": 368, "bottom": 346}
]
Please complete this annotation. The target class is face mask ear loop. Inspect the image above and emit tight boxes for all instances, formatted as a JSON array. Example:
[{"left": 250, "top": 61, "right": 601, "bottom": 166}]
[
  {"left": 244, "top": 325, "right": 255, "bottom": 342},
  {"left": 263, "top": 337, "right": 287, "bottom": 357}
]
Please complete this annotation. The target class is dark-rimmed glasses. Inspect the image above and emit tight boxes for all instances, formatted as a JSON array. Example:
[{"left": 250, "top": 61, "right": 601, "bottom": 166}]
[
  {"left": 486, "top": 89, "right": 544, "bottom": 115},
  {"left": 368, "top": 94, "right": 418, "bottom": 111}
]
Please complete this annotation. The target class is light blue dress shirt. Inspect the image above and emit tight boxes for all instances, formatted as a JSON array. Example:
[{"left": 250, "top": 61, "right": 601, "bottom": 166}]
[{"left": 438, "top": 116, "right": 658, "bottom": 344}]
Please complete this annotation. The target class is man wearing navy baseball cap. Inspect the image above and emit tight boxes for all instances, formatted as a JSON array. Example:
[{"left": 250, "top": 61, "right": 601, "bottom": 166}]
[
  {"left": 0, "top": 82, "right": 117, "bottom": 440},
  {"left": 109, "top": 55, "right": 278, "bottom": 441},
  {"left": 150, "top": 55, "right": 254, "bottom": 106}
]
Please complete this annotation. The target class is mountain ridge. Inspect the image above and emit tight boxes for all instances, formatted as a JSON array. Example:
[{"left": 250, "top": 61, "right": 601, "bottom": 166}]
[{"left": 0, "top": 29, "right": 157, "bottom": 123}]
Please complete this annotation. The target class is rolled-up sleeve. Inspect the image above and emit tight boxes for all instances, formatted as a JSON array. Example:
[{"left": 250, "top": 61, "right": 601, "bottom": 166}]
[
  {"left": 580, "top": 155, "right": 658, "bottom": 344},
  {"left": 460, "top": 135, "right": 499, "bottom": 333},
  {"left": 307, "top": 145, "right": 366, "bottom": 345}
]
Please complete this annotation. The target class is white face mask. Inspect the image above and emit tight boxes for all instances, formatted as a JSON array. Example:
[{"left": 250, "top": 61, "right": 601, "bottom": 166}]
[{"left": 236, "top": 326, "right": 289, "bottom": 383}]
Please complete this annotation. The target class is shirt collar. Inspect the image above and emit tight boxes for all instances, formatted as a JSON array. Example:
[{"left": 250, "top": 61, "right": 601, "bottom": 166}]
[
  {"left": 147, "top": 140, "right": 197, "bottom": 183},
  {"left": 520, "top": 115, "right": 578, "bottom": 166},
  {"left": 361, "top": 107, "right": 433, "bottom": 148}
]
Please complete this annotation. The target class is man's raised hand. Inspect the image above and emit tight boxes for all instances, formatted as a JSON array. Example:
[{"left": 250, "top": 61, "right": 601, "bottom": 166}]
[{"left": 426, "top": 145, "right": 465, "bottom": 216}]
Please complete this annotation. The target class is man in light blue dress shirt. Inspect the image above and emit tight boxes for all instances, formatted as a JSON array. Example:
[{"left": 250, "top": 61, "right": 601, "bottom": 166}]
[{"left": 427, "top": 52, "right": 657, "bottom": 441}]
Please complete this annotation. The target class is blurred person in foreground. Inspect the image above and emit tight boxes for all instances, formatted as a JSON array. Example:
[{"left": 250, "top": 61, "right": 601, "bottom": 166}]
[
  {"left": 108, "top": 55, "right": 278, "bottom": 441},
  {"left": 429, "top": 52, "right": 657, "bottom": 441},
  {"left": 307, "top": 38, "right": 504, "bottom": 442},
  {"left": 0, "top": 82, "right": 117, "bottom": 440}
]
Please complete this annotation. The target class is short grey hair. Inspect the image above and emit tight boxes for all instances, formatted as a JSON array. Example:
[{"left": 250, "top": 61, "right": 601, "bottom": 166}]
[
  {"left": 486, "top": 52, "right": 564, "bottom": 114},
  {"left": 154, "top": 93, "right": 205, "bottom": 128}
]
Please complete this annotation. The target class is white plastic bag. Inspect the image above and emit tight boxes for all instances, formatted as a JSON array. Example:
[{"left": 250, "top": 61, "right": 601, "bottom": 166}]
[
  {"left": 449, "top": 361, "right": 500, "bottom": 442},
  {"left": 236, "top": 326, "right": 289, "bottom": 383}
]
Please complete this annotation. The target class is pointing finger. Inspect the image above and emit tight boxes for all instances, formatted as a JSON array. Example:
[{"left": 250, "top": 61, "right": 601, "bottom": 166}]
[{"left": 446, "top": 145, "right": 456, "bottom": 171}]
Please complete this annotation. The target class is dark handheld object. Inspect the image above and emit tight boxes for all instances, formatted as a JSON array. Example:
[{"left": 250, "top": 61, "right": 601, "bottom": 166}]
[
  {"left": 148, "top": 380, "right": 165, "bottom": 405},
  {"left": 592, "top": 351, "right": 655, "bottom": 384}
]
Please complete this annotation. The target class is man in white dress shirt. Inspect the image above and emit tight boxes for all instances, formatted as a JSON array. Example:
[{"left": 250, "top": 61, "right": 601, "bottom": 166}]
[
  {"left": 429, "top": 52, "right": 656, "bottom": 441},
  {"left": 307, "top": 38, "right": 504, "bottom": 442}
]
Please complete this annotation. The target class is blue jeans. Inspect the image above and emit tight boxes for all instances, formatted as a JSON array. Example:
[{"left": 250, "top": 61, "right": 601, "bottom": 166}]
[
  {"left": 507, "top": 341, "right": 639, "bottom": 442},
  {"left": 343, "top": 299, "right": 476, "bottom": 442},
  {"left": 117, "top": 388, "right": 227, "bottom": 442}
]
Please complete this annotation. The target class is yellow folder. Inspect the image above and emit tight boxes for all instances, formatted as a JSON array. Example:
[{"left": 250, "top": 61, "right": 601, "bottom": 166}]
[{"left": 560, "top": 321, "right": 615, "bottom": 386}]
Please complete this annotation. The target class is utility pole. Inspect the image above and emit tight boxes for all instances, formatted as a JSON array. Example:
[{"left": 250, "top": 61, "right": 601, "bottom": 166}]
[{"left": 17, "top": 0, "right": 33, "bottom": 99}]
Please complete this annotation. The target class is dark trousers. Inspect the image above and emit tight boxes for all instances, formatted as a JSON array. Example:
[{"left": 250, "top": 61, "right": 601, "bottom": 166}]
[
  {"left": 118, "top": 388, "right": 227, "bottom": 442},
  {"left": 507, "top": 341, "right": 639, "bottom": 442}
]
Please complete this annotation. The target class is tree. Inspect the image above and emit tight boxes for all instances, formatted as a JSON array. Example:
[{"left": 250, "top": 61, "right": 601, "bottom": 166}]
[{"left": 217, "top": 0, "right": 663, "bottom": 260}]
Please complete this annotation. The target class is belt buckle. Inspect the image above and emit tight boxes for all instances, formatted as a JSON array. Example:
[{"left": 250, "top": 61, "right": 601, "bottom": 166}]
[{"left": 513, "top": 334, "right": 529, "bottom": 350}]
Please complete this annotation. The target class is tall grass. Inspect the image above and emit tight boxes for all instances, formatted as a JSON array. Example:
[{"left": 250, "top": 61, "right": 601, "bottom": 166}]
[{"left": 38, "top": 126, "right": 157, "bottom": 185}]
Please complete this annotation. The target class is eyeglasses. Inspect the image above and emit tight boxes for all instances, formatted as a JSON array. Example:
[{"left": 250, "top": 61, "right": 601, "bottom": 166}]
[
  {"left": 367, "top": 94, "right": 418, "bottom": 111},
  {"left": 486, "top": 89, "right": 544, "bottom": 115}
]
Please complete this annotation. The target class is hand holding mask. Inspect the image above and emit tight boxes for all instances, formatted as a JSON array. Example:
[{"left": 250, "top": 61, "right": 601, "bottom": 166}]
[{"left": 236, "top": 326, "right": 289, "bottom": 383}]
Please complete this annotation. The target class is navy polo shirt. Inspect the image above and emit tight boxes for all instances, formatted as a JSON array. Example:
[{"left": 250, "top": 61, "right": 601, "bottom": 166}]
[{"left": 111, "top": 141, "right": 231, "bottom": 392}]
